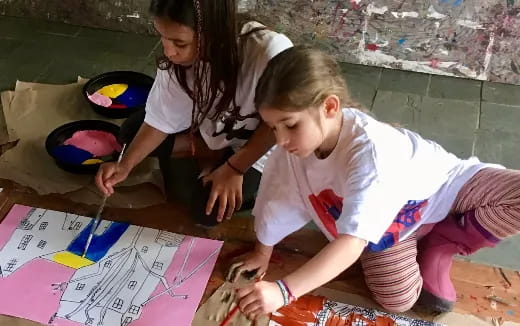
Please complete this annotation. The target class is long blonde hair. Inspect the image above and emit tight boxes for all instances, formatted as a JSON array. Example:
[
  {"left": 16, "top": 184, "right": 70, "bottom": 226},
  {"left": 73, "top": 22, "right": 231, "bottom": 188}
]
[{"left": 254, "top": 46, "right": 360, "bottom": 112}]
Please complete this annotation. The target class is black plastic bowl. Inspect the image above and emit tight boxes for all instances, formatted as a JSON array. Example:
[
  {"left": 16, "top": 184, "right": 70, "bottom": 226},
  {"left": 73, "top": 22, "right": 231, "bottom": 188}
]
[
  {"left": 46, "top": 120, "right": 121, "bottom": 174},
  {"left": 83, "top": 71, "right": 154, "bottom": 119}
]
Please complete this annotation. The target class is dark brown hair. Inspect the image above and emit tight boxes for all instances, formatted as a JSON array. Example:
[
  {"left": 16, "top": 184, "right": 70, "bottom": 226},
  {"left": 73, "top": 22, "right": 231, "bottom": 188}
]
[
  {"left": 255, "top": 46, "right": 359, "bottom": 112},
  {"left": 150, "top": 0, "right": 257, "bottom": 132}
]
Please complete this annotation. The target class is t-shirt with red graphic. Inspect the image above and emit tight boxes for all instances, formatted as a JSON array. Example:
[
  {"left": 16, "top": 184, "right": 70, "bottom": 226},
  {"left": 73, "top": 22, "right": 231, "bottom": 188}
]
[{"left": 253, "top": 108, "right": 503, "bottom": 251}]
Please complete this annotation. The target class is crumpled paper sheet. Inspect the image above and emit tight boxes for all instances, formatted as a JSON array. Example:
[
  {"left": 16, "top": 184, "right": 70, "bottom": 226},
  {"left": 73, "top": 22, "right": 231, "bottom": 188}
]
[
  {"left": 0, "top": 79, "right": 164, "bottom": 208},
  {"left": 193, "top": 279, "right": 270, "bottom": 326}
]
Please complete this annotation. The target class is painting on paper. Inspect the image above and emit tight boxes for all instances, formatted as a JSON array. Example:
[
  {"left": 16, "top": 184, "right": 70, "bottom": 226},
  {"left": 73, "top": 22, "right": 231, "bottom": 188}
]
[
  {"left": 0, "top": 205, "right": 222, "bottom": 326},
  {"left": 270, "top": 295, "right": 444, "bottom": 326}
]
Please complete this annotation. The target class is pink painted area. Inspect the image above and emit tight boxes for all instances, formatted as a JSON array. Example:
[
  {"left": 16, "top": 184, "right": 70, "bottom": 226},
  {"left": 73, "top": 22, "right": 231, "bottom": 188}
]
[
  {"left": 130, "top": 236, "right": 223, "bottom": 326},
  {"left": 0, "top": 258, "right": 75, "bottom": 324},
  {"left": 0, "top": 204, "right": 32, "bottom": 251},
  {"left": 88, "top": 92, "right": 112, "bottom": 107},
  {"left": 0, "top": 205, "right": 222, "bottom": 326},
  {"left": 63, "top": 130, "right": 122, "bottom": 157}
]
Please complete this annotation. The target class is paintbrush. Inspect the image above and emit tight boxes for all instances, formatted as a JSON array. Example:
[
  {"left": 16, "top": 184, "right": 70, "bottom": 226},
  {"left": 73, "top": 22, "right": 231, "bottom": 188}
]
[{"left": 82, "top": 143, "right": 127, "bottom": 258}]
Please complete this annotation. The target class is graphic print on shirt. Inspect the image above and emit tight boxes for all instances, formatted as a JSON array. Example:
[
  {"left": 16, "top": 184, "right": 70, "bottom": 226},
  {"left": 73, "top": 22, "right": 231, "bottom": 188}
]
[
  {"left": 308, "top": 189, "right": 344, "bottom": 238},
  {"left": 367, "top": 199, "right": 428, "bottom": 252},
  {"left": 212, "top": 107, "right": 259, "bottom": 141}
]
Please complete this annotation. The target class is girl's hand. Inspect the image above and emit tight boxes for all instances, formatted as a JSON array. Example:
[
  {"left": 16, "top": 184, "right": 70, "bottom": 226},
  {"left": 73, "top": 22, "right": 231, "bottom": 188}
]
[
  {"left": 203, "top": 162, "right": 244, "bottom": 221},
  {"left": 227, "top": 250, "right": 271, "bottom": 283},
  {"left": 95, "top": 162, "right": 131, "bottom": 196},
  {"left": 236, "top": 281, "right": 284, "bottom": 320}
]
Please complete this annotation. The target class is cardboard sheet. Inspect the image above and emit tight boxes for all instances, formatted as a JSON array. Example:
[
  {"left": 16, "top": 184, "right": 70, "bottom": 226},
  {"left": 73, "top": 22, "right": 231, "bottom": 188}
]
[{"left": 0, "top": 80, "right": 164, "bottom": 208}]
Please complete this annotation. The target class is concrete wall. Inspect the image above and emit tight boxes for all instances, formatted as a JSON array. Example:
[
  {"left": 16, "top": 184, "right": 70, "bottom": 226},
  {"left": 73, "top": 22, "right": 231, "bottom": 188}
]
[
  {"left": 1, "top": 0, "right": 519, "bottom": 85},
  {"left": 0, "top": 0, "right": 153, "bottom": 34}
]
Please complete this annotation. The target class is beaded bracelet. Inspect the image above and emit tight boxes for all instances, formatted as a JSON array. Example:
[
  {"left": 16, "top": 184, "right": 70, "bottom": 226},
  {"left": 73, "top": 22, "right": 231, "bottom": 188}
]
[
  {"left": 280, "top": 279, "right": 297, "bottom": 303},
  {"left": 275, "top": 280, "right": 289, "bottom": 306},
  {"left": 226, "top": 159, "right": 245, "bottom": 175}
]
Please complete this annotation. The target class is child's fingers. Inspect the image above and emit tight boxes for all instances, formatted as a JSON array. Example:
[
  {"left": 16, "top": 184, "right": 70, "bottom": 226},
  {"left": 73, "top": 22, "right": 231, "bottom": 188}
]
[
  {"left": 236, "top": 190, "right": 243, "bottom": 211},
  {"left": 226, "top": 195, "right": 236, "bottom": 220},
  {"left": 217, "top": 194, "right": 227, "bottom": 221},
  {"left": 95, "top": 169, "right": 109, "bottom": 195},
  {"left": 247, "top": 308, "right": 263, "bottom": 321},
  {"left": 226, "top": 262, "right": 244, "bottom": 282},
  {"left": 238, "top": 292, "right": 258, "bottom": 312},
  {"left": 236, "top": 285, "right": 255, "bottom": 300},
  {"left": 242, "top": 301, "right": 262, "bottom": 315},
  {"left": 205, "top": 188, "right": 218, "bottom": 216}
]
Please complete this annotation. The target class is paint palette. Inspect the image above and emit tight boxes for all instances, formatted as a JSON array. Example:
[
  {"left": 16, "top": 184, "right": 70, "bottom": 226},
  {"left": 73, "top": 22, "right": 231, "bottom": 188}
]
[
  {"left": 84, "top": 71, "right": 154, "bottom": 119},
  {"left": 45, "top": 120, "right": 122, "bottom": 174}
]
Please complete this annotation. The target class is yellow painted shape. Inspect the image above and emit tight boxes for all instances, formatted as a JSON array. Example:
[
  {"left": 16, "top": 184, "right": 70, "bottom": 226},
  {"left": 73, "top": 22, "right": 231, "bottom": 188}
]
[
  {"left": 82, "top": 158, "right": 104, "bottom": 165},
  {"left": 98, "top": 84, "right": 128, "bottom": 98},
  {"left": 53, "top": 251, "right": 95, "bottom": 269}
]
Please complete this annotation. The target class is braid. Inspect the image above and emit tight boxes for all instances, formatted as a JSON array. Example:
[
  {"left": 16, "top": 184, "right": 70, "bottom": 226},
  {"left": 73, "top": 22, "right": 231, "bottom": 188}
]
[{"left": 190, "top": 0, "right": 207, "bottom": 140}]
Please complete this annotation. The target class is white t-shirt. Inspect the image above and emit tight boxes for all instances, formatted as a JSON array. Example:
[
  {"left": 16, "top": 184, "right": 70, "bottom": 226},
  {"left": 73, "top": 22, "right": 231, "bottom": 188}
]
[
  {"left": 253, "top": 109, "right": 503, "bottom": 251},
  {"left": 144, "top": 22, "right": 293, "bottom": 172}
]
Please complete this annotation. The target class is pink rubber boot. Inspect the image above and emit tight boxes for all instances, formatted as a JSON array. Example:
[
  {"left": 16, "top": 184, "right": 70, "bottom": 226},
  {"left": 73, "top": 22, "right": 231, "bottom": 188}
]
[{"left": 416, "top": 210, "right": 499, "bottom": 312}]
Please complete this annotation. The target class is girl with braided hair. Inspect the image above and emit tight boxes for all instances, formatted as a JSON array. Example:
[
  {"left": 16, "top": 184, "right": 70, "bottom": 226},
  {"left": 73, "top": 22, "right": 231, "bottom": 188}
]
[{"left": 95, "top": 0, "right": 293, "bottom": 226}]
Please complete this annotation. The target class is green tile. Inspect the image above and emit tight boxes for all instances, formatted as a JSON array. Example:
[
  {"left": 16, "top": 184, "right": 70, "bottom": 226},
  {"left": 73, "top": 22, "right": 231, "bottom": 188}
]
[
  {"left": 482, "top": 81, "right": 520, "bottom": 105},
  {"left": 36, "top": 58, "right": 106, "bottom": 84},
  {"left": 0, "top": 38, "right": 23, "bottom": 57},
  {"left": 340, "top": 63, "right": 381, "bottom": 109},
  {"left": 480, "top": 102, "right": 520, "bottom": 134},
  {"left": 98, "top": 52, "right": 150, "bottom": 73},
  {"left": 466, "top": 236, "right": 520, "bottom": 270},
  {"left": 417, "top": 97, "right": 479, "bottom": 137},
  {"left": 371, "top": 90, "right": 420, "bottom": 131},
  {"left": 418, "top": 132, "right": 474, "bottom": 159},
  {"left": 77, "top": 27, "right": 159, "bottom": 57},
  {"left": 0, "top": 16, "right": 80, "bottom": 39},
  {"left": 141, "top": 60, "right": 159, "bottom": 78},
  {"left": 428, "top": 75, "right": 482, "bottom": 101},
  {"left": 379, "top": 68, "right": 430, "bottom": 95},
  {"left": 475, "top": 129, "right": 520, "bottom": 169},
  {"left": 340, "top": 63, "right": 381, "bottom": 87},
  {"left": 1, "top": 52, "right": 53, "bottom": 86}
]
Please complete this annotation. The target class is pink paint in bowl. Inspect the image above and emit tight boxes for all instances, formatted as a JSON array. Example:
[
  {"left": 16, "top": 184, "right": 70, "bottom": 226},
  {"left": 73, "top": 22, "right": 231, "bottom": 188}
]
[{"left": 63, "top": 130, "right": 122, "bottom": 157}]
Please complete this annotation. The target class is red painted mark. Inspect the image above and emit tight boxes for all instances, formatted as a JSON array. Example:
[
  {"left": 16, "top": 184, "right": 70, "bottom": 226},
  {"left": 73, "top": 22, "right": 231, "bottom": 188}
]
[
  {"left": 430, "top": 58, "right": 440, "bottom": 68},
  {"left": 350, "top": 0, "right": 360, "bottom": 10},
  {"left": 470, "top": 295, "right": 478, "bottom": 300},
  {"left": 332, "top": 3, "right": 341, "bottom": 22},
  {"left": 366, "top": 43, "right": 378, "bottom": 51},
  {"left": 109, "top": 103, "right": 127, "bottom": 109},
  {"left": 333, "top": 10, "right": 349, "bottom": 35},
  {"left": 220, "top": 305, "right": 240, "bottom": 326}
]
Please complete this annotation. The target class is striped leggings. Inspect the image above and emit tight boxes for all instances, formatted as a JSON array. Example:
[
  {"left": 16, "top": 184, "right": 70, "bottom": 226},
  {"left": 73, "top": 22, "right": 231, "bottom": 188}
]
[{"left": 360, "top": 168, "right": 520, "bottom": 312}]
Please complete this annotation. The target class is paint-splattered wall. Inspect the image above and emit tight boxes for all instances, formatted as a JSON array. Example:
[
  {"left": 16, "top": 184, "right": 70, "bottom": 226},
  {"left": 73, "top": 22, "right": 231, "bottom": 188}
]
[
  {"left": 251, "top": 0, "right": 520, "bottom": 85},
  {"left": 1, "top": 0, "right": 519, "bottom": 84}
]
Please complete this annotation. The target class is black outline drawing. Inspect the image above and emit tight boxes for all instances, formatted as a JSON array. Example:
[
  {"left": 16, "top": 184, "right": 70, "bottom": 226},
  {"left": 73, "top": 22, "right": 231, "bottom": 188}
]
[{"left": 0, "top": 208, "right": 221, "bottom": 326}]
